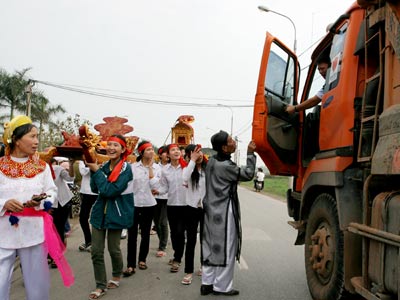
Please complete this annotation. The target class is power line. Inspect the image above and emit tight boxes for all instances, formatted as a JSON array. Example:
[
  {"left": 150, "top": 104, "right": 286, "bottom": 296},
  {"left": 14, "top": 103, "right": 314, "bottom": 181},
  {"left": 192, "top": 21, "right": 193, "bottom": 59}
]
[
  {"left": 35, "top": 81, "right": 251, "bottom": 103},
  {"left": 234, "top": 120, "right": 253, "bottom": 136},
  {"left": 33, "top": 80, "right": 253, "bottom": 108},
  {"left": 297, "top": 35, "right": 324, "bottom": 58}
]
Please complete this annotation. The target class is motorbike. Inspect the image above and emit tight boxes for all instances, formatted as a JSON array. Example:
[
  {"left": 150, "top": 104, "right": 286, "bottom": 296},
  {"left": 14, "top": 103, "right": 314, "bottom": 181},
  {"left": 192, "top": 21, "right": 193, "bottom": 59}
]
[{"left": 254, "top": 180, "right": 263, "bottom": 192}]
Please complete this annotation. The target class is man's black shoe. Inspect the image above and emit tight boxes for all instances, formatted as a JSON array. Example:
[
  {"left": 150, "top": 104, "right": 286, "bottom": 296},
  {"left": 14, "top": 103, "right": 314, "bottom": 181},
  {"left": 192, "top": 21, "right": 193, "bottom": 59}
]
[
  {"left": 200, "top": 284, "right": 214, "bottom": 295},
  {"left": 213, "top": 289, "right": 240, "bottom": 296}
]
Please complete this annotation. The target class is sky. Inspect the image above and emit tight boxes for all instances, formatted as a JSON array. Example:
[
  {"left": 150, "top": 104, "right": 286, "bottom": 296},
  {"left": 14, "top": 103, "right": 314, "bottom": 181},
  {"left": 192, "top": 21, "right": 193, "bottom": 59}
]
[{"left": 0, "top": 0, "right": 355, "bottom": 165}]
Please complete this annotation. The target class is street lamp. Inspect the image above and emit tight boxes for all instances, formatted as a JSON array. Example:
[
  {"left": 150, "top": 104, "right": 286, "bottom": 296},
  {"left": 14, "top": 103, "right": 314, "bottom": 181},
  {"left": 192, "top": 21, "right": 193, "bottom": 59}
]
[
  {"left": 217, "top": 104, "right": 233, "bottom": 136},
  {"left": 258, "top": 5, "right": 297, "bottom": 53}
]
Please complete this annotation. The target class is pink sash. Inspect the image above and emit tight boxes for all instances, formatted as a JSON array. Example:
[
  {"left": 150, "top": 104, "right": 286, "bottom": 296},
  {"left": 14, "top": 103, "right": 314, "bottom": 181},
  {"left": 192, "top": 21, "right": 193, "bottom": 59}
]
[{"left": 6, "top": 208, "right": 75, "bottom": 287}]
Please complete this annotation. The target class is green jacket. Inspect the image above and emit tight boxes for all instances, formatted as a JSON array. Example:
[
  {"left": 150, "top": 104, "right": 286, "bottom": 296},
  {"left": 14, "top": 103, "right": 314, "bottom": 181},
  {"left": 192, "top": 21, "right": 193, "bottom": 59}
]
[{"left": 90, "top": 161, "right": 134, "bottom": 230}]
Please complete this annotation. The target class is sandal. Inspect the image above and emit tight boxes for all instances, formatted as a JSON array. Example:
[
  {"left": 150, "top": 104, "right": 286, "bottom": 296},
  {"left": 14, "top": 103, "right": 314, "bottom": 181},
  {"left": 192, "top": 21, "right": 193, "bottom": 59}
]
[
  {"left": 88, "top": 289, "right": 106, "bottom": 299},
  {"left": 181, "top": 273, "right": 193, "bottom": 285},
  {"left": 123, "top": 267, "right": 136, "bottom": 277},
  {"left": 107, "top": 279, "right": 120, "bottom": 289},
  {"left": 156, "top": 250, "right": 166, "bottom": 257},
  {"left": 170, "top": 261, "right": 180, "bottom": 273},
  {"left": 79, "top": 243, "right": 92, "bottom": 252},
  {"left": 138, "top": 261, "right": 148, "bottom": 270}
]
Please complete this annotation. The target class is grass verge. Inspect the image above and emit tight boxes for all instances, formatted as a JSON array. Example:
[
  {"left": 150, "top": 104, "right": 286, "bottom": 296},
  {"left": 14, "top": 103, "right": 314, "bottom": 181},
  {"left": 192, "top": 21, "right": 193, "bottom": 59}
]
[{"left": 241, "top": 175, "right": 289, "bottom": 201}]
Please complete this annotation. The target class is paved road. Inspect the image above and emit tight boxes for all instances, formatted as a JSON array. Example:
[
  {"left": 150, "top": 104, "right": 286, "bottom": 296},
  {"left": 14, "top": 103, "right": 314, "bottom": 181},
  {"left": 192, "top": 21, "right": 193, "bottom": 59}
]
[{"left": 10, "top": 187, "right": 312, "bottom": 300}]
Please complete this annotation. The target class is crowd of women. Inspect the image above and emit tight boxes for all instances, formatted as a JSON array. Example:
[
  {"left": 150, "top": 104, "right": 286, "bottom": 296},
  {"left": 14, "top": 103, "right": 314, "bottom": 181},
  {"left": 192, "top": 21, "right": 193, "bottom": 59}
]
[{"left": 0, "top": 115, "right": 257, "bottom": 300}]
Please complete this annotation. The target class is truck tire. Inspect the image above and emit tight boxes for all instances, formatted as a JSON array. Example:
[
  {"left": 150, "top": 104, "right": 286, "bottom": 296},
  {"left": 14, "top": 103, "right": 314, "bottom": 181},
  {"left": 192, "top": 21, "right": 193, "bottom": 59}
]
[{"left": 305, "top": 193, "right": 345, "bottom": 300}]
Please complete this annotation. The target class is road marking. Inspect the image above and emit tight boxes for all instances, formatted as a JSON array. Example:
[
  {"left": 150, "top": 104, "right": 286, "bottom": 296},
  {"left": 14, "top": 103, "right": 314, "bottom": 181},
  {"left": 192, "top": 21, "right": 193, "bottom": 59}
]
[{"left": 238, "top": 255, "right": 249, "bottom": 270}]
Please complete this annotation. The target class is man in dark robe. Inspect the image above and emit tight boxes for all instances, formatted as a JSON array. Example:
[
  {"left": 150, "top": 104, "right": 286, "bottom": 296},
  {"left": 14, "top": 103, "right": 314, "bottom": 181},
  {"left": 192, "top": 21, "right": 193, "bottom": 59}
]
[{"left": 201, "top": 130, "right": 256, "bottom": 296}]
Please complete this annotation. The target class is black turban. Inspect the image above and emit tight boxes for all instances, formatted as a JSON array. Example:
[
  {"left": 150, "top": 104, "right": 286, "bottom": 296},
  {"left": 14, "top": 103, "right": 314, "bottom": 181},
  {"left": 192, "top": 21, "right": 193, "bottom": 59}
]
[{"left": 211, "top": 130, "right": 229, "bottom": 153}]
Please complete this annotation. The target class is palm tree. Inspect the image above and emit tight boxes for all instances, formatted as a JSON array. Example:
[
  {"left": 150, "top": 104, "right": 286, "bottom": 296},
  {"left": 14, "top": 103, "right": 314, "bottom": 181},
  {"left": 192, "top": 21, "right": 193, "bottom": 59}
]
[
  {"left": 29, "top": 92, "right": 66, "bottom": 151},
  {"left": 0, "top": 68, "right": 68, "bottom": 150},
  {"left": 0, "top": 68, "right": 31, "bottom": 121}
]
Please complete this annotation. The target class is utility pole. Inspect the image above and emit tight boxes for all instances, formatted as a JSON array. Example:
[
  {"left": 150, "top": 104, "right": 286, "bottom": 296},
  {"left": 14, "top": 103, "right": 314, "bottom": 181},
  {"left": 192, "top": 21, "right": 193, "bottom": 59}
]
[
  {"left": 25, "top": 80, "right": 34, "bottom": 117},
  {"left": 234, "top": 136, "right": 239, "bottom": 165}
]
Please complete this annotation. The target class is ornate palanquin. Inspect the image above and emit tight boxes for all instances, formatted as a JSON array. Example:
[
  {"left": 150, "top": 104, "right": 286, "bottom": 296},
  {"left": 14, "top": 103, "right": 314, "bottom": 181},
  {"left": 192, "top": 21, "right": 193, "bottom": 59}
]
[
  {"left": 171, "top": 115, "right": 195, "bottom": 148},
  {"left": 40, "top": 116, "right": 138, "bottom": 163}
]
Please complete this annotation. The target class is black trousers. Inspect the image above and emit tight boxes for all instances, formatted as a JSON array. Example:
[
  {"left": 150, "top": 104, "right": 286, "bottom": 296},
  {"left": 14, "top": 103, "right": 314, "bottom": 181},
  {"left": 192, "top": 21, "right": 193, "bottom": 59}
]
[
  {"left": 79, "top": 193, "right": 97, "bottom": 245},
  {"left": 153, "top": 198, "right": 169, "bottom": 251},
  {"left": 167, "top": 205, "right": 202, "bottom": 273},
  {"left": 52, "top": 202, "right": 72, "bottom": 244},
  {"left": 126, "top": 205, "right": 156, "bottom": 268}
]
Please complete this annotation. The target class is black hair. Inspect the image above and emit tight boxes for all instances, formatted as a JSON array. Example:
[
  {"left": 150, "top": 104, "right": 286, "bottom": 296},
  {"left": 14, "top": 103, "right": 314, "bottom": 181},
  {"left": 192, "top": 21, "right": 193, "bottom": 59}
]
[
  {"left": 9, "top": 123, "right": 36, "bottom": 152},
  {"left": 185, "top": 144, "right": 207, "bottom": 190},
  {"left": 317, "top": 56, "right": 331, "bottom": 67},
  {"left": 157, "top": 145, "right": 170, "bottom": 164},
  {"left": 158, "top": 145, "right": 166, "bottom": 155},
  {"left": 0, "top": 143, "right": 5, "bottom": 157},
  {"left": 211, "top": 130, "right": 229, "bottom": 153}
]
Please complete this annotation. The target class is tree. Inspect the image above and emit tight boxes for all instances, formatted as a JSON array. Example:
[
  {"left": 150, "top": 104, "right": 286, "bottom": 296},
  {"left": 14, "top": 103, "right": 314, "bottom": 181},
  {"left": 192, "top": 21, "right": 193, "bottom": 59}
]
[
  {"left": 29, "top": 92, "right": 66, "bottom": 150},
  {"left": 40, "top": 114, "right": 93, "bottom": 151},
  {"left": 0, "top": 68, "right": 70, "bottom": 150},
  {"left": 0, "top": 68, "right": 31, "bottom": 121}
]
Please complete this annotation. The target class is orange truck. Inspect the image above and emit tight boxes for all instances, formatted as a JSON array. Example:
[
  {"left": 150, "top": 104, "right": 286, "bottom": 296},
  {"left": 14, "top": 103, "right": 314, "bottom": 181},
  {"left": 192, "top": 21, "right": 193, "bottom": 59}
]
[{"left": 252, "top": 1, "right": 400, "bottom": 299}]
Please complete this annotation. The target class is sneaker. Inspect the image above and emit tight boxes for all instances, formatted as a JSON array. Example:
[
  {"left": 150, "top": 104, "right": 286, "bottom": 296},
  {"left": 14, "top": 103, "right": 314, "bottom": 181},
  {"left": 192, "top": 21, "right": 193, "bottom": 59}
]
[
  {"left": 121, "top": 229, "right": 127, "bottom": 239},
  {"left": 78, "top": 243, "right": 91, "bottom": 252}
]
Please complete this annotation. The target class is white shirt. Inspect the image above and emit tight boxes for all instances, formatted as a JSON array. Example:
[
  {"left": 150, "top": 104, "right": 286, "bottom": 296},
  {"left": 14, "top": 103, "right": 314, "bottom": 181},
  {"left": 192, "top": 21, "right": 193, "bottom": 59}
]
[
  {"left": 0, "top": 156, "right": 57, "bottom": 249},
  {"left": 52, "top": 165, "right": 74, "bottom": 207},
  {"left": 182, "top": 160, "right": 205, "bottom": 208},
  {"left": 131, "top": 161, "right": 160, "bottom": 207},
  {"left": 155, "top": 162, "right": 168, "bottom": 200},
  {"left": 79, "top": 160, "right": 97, "bottom": 195},
  {"left": 256, "top": 171, "right": 265, "bottom": 182},
  {"left": 159, "top": 163, "right": 187, "bottom": 206},
  {"left": 316, "top": 85, "right": 325, "bottom": 99}
]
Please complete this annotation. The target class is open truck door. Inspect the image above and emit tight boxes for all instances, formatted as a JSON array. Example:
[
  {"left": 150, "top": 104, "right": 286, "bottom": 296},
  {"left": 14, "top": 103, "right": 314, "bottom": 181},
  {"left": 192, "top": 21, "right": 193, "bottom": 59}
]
[{"left": 252, "top": 33, "right": 300, "bottom": 176}]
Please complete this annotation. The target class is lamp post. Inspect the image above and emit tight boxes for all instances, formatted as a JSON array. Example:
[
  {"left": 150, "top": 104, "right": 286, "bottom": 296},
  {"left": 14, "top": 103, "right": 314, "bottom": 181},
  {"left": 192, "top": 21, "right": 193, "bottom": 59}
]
[
  {"left": 217, "top": 104, "right": 233, "bottom": 136},
  {"left": 258, "top": 5, "right": 297, "bottom": 53}
]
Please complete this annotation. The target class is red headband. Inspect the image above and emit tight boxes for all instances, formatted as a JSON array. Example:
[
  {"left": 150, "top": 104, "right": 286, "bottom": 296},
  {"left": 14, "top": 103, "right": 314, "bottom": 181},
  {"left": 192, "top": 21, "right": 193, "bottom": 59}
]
[
  {"left": 168, "top": 144, "right": 179, "bottom": 151},
  {"left": 158, "top": 147, "right": 165, "bottom": 155},
  {"left": 107, "top": 136, "right": 131, "bottom": 183},
  {"left": 138, "top": 142, "right": 152, "bottom": 153},
  {"left": 108, "top": 136, "right": 126, "bottom": 149}
]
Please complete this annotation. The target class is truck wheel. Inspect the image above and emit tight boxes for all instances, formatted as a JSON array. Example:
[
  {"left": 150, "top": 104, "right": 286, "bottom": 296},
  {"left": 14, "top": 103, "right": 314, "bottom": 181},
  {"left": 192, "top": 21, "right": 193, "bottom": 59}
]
[{"left": 305, "top": 193, "right": 345, "bottom": 300}]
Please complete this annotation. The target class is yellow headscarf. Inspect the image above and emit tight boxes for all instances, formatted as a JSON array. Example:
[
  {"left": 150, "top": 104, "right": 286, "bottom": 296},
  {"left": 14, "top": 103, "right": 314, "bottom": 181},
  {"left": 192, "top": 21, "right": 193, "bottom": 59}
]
[{"left": 3, "top": 115, "right": 33, "bottom": 155}]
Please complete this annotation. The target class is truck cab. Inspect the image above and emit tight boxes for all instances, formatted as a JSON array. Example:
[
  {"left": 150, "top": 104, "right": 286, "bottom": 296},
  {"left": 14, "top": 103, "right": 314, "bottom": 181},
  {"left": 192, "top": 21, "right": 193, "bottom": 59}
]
[
  {"left": 253, "top": 1, "right": 400, "bottom": 299},
  {"left": 252, "top": 2, "right": 367, "bottom": 300}
]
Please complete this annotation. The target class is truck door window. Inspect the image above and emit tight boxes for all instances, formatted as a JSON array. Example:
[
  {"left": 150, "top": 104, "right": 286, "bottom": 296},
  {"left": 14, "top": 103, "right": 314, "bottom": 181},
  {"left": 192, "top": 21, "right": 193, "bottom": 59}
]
[
  {"left": 265, "top": 42, "right": 296, "bottom": 105},
  {"left": 326, "top": 22, "right": 347, "bottom": 91},
  {"left": 306, "top": 66, "right": 326, "bottom": 113}
]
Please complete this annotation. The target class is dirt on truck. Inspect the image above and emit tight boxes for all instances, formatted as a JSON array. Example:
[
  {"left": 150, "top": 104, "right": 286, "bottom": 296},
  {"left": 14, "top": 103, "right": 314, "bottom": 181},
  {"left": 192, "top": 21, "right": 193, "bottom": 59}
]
[{"left": 252, "top": 1, "right": 400, "bottom": 299}]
